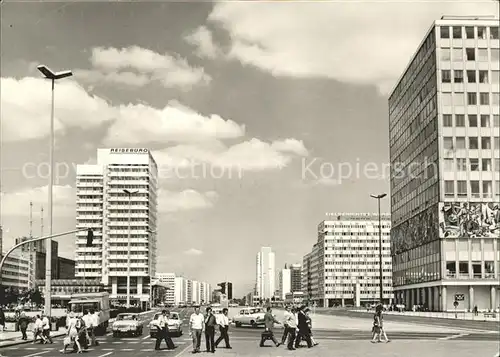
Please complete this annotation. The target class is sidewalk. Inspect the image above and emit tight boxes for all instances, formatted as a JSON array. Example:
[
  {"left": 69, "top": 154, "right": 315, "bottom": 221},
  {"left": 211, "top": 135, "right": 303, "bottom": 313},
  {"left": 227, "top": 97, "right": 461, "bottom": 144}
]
[
  {"left": 0, "top": 328, "right": 67, "bottom": 348},
  {"left": 349, "top": 309, "right": 500, "bottom": 322}
]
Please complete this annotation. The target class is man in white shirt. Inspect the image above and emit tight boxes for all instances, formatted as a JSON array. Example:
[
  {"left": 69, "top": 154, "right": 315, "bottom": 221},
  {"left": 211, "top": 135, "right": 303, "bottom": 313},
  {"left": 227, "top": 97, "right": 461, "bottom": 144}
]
[
  {"left": 281, "top": 306, "right": 292, "bottom": 344},
  {"left": 214, "top": 308, "right": 231, "bottom": 349},
  {"left": 154, "top": 310, "right": 175, "bottom": 350},
  {"left": 189, "top": 306, "right": 204, "bottom": 353},
  {"left": 90, "top": 309, "right": 100, "bottom": 346},
  {"left": 285, "top": 307, "right": 298, "bottom": 350},
  {"left": 83, "top": 309, "right": 97, "bottom": 346},
  {"left": 33, "top": 315, "right": 45, "bottom": 344},
  {"left": 41, "top": 314, "right": 53, "bottom": 344}
]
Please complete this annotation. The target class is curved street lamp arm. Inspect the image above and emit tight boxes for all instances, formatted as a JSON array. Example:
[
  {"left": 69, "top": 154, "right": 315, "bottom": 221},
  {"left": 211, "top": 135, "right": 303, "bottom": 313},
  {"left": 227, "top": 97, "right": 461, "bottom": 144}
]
[{"left": 0, "top": 228, "right": 89, "bottom": 285}]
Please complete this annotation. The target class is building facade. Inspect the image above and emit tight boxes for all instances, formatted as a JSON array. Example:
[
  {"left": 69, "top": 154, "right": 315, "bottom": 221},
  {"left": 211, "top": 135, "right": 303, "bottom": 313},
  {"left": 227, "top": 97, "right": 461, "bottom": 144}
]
[
  {"left": 76, "top": 148, "right": 158, "bottom": 309},
  {"left": 278, "top": 266, "right": 291, "bottom": 300},
  {"left": 389, "top": 16, "right": 500, "bottom": 311},
  {"left": 302, "top": 213, "right": 393, "bottom": 307},
  {"left": 173, "top": 276, "right": 211, "bottom": 305},
  {"left": 256, "top": 247, "right": 275, "bottom": 300},
  {"left": 174, "top": 276, "right": 185, "bottom": 305},
  {"left": 155, "top": 273, "right": 176, "bottom": 305},
  {"left": 0, "top": 253, "right": 29, "bottom": 290},
  {"left": 36, "top": 279, "right": 105, "bottom": 306},
  {"left": 290, "top": 264, "right": 302, "bottom": 293}
]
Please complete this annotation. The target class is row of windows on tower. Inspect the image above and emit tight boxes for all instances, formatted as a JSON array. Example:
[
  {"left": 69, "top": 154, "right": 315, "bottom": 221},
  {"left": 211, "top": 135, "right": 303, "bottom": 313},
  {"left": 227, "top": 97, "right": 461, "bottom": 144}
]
[
  {"left": 443, "top": 158, "right": 500, "bottom": 172},
  {"left": 443, "top": 136, "right": 499, "bottom": 150},
  {"left": 441, "top": 92, "right": 500, "bottom": 106},
  {"left": 441, "top": 69, "right": 499, "bottom": 84},
  {"left": 440, "top": 47, "right": 499, "bottom": 62},
  {"left": 440, "top": 26, "right": 499, "bottom": 40},
  {"left": 443, "top": 114, "right": 500, "bottom": 127}
]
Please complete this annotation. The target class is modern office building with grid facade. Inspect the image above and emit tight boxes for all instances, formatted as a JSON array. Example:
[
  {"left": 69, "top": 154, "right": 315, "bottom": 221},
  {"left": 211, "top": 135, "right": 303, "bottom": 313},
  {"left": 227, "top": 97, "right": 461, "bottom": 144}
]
[
  {"left": 75, "top": 148, "right": 158, "bottom": 309},
  {"left": 389, "top": 16, "right": 499, "bottom": 312},
  {"left": 301, "top": 213, "right": 393, "bottom": 307}
]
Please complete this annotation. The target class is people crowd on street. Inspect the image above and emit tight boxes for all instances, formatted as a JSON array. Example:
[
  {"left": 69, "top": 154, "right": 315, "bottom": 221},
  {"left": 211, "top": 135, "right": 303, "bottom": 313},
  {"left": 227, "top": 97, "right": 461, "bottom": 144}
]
[{"left": 3, "top": 302, "right": 393, "bottom": 353}]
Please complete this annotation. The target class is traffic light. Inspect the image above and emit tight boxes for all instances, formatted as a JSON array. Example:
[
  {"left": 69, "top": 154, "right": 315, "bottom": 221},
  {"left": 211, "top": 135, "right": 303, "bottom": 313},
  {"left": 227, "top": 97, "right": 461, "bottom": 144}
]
[{"left": 86, "top": 229, "right": 94, "bottom": 247}]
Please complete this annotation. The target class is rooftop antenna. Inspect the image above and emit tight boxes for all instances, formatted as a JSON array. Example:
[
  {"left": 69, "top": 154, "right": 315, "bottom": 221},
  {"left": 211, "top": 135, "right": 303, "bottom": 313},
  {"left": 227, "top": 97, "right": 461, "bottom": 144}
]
[
  {"left": 40, "top": 206, "right": 44, "bottom": 237},
  {"left": 29, "top": 201, "right": 33, "bottom": 238}
]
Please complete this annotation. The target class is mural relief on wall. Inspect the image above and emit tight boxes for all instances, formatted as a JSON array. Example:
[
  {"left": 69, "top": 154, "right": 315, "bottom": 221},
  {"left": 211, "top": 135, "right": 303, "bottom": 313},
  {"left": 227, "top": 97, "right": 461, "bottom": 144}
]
[
  {"left": 391, "top": 205, "right": 439, "bottom": 255},
  {"left": 439, "top": 202, "right": 500, "bottom": 238}
]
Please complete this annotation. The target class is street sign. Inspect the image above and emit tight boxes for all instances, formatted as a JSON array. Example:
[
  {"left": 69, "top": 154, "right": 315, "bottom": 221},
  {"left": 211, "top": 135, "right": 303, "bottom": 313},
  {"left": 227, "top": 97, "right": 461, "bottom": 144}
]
[{"left": 454, "top": 293, "right": 465, "bottom": 301}]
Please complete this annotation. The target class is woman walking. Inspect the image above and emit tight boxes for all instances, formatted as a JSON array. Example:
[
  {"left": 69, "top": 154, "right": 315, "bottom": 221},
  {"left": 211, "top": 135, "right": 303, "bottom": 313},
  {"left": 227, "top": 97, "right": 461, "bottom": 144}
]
[
  {"left": 371, "top": 304, "right": 390, "bottom": 343},
  {"left": 60, "top": 312, "right": 81, "bottom": 353}
]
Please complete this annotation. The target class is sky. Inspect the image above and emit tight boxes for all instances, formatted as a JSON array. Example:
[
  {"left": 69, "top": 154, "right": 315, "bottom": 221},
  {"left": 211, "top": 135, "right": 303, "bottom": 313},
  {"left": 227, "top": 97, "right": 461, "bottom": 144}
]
[{"left": 1, "top": 0, "right": 498, "bottom": 297}]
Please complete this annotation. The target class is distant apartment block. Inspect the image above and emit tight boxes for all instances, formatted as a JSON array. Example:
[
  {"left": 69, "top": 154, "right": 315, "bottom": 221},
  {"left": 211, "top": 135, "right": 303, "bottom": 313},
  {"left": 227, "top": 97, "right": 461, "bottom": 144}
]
[{"left": 302, "top": 213, "right": 393, "bottom": 307}]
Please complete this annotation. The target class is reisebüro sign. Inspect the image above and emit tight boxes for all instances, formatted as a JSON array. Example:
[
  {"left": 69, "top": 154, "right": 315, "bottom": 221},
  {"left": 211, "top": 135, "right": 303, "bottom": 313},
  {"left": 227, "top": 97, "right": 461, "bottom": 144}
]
[{"left": 109, "top": 148, "right": 149, "bottom": 154}]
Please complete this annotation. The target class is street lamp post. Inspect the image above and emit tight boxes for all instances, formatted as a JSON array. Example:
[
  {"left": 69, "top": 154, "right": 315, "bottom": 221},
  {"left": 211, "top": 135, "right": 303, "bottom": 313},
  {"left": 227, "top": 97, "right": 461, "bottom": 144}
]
[
  {"left": 123, "top": 189, "right": 138, "bottom": 309},
  {"left": 370, "top": 193, "right": 387, "bottom": 304},
  {"left": 147, "top": 229, "right": 157, "bottom": 310},
  {"left": 37, "top": 65, "right": 73, "bottom": 317}
]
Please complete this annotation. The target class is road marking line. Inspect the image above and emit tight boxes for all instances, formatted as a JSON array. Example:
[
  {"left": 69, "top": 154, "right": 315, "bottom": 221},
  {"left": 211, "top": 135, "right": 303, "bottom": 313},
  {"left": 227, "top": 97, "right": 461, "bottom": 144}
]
[
  {"left": 22, "top": 351, "right": 50, "bottom": 357},
  {"left": 97, "top": 353, "right": 113, "bottom": 357},
  {"left": 439, "top": 333, "right": 470, "bottom": 340},
  {"left": 102, "top": 348, "right": 114, "bottom": 351},
  {"left": 141, "top": 335, "right": 150, "bottom": 340},
  {"left": 121, "top": 348, "right": 134, "bottom": 351},
  {"left": 140, "top": 349, "right": 154, "bottom": 352},
  {"left": 111, "top": 341, "right": 122, "bottom": 344},
  {"left": 173, "top": 343, "right": 192, "bottom": 357}
]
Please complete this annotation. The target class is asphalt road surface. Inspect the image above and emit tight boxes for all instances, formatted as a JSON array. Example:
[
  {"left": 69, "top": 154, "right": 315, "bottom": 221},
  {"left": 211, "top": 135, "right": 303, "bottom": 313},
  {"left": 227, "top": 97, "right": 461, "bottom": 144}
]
[{"left": 0, "top": 308, "right": 498, "bottom": 357}]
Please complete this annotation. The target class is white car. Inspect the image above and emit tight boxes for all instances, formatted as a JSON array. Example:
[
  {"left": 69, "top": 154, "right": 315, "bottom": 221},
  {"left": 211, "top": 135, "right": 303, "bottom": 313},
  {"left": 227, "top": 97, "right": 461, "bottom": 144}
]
[
  {"left": 149, "top": 312, "right": 183, "bottom": 337},
  {"left": 233, "top": 307, "right": 266, "bottom": 328},
  {"left": 112, "top": 313, "right": 143, "bottom": 337}
]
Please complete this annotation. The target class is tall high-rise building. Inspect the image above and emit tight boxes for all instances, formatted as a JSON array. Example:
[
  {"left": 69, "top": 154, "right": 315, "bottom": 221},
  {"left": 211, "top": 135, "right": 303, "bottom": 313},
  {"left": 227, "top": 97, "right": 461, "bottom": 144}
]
[
  {"left": 302, "top": 213, "right": 393, "bottom": 307},
  {"left": 389, "top": 16, "right": 500, "bottom": 311},
  {"left": 278, "top": 265, "right": 291, "bottom": 300},
  {"left": 155, "top": 273, "right": 176, "bottom": 305},
  {"left": 174, "top": 276, "right": 185, "bottom": 305},
  {"left": 218, "top": 282, "right": 233, "bottom": 300},
  {"left": 76, "top": 148, "right": 158, "bottom": 309},
  {"left": 256, "top": 247, "right": 275, "bottom": 299},
  {"left": 289, "top": 263, "right": 302, "bottom": 293}
]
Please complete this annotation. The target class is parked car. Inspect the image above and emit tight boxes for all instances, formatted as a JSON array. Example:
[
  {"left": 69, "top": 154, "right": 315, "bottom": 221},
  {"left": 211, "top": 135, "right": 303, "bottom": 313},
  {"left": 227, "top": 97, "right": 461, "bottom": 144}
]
[
  {"left": 232, "top": 307, "right": 266, "bottom": 328},
  {"left": 149, "top": 312, "right": 183, "bottom": 338},
  {"left": 112, "top": 313, "right": 143, "bottom": 337}
]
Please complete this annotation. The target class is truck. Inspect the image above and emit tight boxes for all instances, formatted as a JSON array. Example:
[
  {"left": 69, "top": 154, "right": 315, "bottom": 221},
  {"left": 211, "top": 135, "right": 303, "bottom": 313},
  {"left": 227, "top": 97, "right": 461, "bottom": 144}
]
[{"left": 68, "top": 292, "right": 110, "bottom": 335}]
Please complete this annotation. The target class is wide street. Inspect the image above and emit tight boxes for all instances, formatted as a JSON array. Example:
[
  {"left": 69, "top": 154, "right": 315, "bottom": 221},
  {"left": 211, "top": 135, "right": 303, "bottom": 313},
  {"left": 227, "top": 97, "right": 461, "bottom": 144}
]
[{"left": 0, "top": 308, "right": 499, "bottom": 357}]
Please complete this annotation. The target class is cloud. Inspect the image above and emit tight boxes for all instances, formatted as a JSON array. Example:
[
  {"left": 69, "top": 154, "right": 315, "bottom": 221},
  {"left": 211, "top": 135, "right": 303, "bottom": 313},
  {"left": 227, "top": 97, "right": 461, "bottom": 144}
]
[
  {"left": 184, "top": 26, "right": 221, "bottom": 59},
  {"left": 206, "top": 0, "right": 498, "bottom": 93},
  {"left": 1, "top": 77, "right": 114, "bottom": 142},
  {"left": 103, "top": 101, "right": 245, "bottom": 146},
  {"left": 2, "top": 76, "right": 242, "bottom": 144},
  {"left": 158, "top": 189, "right": 218, "bottom": 213},
  {"left": 184, "top": 248, "right": 203, "bottom": 256},
  {"left": 75, "top": 46, "right": 211, "bottom": 89},
  {"left": 154, "top": 137, "right": 309, "bottom": 173},
  {"left": 1, "top": 185, "right": 75, "bottom": 217},
  {"left": 271, "top": 139, "right": 308, "bottom": 157}
]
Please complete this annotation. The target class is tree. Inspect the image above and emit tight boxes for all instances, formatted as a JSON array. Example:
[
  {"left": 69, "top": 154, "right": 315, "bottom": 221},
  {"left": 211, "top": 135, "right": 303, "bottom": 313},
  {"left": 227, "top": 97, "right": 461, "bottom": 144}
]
[{"left": 31, "top": 289, "right": 43, "bottom": 306}]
